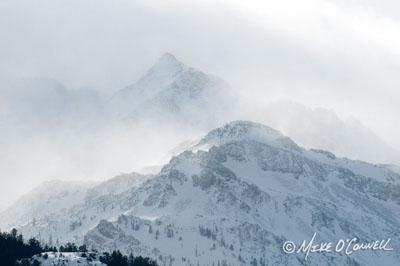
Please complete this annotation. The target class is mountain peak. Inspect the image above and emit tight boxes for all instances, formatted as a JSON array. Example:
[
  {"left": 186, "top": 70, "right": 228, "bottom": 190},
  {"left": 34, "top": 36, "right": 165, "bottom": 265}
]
[
  {"left": 135, "top": 53, "right": 187, "bottom": 87},
  {"left": 151, "top": 52, "right": 185, "bottom": 73},
  {"left": 158, "top": 52, "right": 180, "bottom": 63},
  {"left": 195, "top": 120, "right": 302, "bottom": 152}
]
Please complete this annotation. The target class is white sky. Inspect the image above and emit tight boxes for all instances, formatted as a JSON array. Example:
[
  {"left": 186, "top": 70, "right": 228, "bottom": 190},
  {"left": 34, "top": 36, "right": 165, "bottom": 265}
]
[
  {"left": 1, "top": 0, "right": 399, "bottom": 144},
  {"left": 0, "top": 0, "right": 399, "bottom": 209}
]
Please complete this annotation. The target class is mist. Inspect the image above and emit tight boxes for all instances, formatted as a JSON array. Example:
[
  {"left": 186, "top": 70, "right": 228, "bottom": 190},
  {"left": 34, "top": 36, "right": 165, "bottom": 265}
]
[{"left": 1, "top": 0, "right": 400, "bottom": 210}]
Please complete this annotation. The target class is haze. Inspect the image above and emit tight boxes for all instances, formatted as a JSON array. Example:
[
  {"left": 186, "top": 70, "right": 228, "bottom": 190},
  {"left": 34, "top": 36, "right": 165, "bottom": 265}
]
[{"left": 1, "top": 0, "right": 399, "bottom": 210}]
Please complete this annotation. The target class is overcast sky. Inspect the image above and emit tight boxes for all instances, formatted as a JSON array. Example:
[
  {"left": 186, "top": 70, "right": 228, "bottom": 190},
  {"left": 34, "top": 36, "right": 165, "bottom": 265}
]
[
  {"left": 1, "top": 0, "right": 400, "bottom": 208},
  {"left": 1, "top": 0, "right": 399, "bottom": 145}
]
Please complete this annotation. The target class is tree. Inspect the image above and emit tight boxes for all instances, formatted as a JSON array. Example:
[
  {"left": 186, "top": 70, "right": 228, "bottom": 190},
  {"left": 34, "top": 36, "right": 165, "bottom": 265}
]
[
  {"left": 99, "top": 250, "right": 158, "bottom": 266},
  {"left": 0, "top": 229, "right": 45, "bottom": 266},
  {"left": 129, "top": 255, "right": 158, "bottom": 266},
  {"left": 63, "top": 242, "right": 78, "bottom": 252},
  {"left": 78, "top": 244, "right": 88, "bottom": 252},
  {"left": 27, "top": 238, "right": 42, "bottom": 256},
  {"left": 11, "top": 228, "right": 18, "bottom": 239},
  {"left": 100, "top": 250, "right": 128, "bottom": 266},
  {"left": 128, "top": 253, "right": 135, "bottom": 265},
  {"left": 1, "top": 229, "right": 158, "bottom": 266}
]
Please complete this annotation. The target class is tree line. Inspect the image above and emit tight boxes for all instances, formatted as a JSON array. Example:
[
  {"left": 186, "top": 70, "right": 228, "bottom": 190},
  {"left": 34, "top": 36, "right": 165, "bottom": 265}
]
[{"left": 0, "top": 228, "right": 158, "bottom": 266}]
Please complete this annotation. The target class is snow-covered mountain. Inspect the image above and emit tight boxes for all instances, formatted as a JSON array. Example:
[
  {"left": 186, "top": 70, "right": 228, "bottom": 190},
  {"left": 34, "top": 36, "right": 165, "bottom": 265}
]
[
  {"left": 108, "top": 52, "right": 400, "bottom": 165},
  {"left": 109, "top": 53, "right": 237, "bottom": 128},
  {"left": 2, "top": 121, "right": 399, "bottom": 265},
  {"left": 0, "top": 173, "right": 150, "bottom": 245}
]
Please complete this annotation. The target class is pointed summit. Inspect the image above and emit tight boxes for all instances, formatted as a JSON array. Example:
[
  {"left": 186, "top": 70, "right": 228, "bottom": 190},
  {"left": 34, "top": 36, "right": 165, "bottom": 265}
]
[
  {"left": 136, "top": 53, "right": 187, "bottom": 87},
  {"left": 149, "top": 53, "right": 186, "bottom": 75},
  {"left": 110, "top": 52, "right": 235, "bottom": 126},
  {"left": 157, "top": 52, "right": 180, "bottom": 65}
]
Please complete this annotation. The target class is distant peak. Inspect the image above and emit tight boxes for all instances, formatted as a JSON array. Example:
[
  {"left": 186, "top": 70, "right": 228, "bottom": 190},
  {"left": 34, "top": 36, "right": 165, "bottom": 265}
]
[
  {"left": 154, "top": 52, "right": 185, "bottom": 69},
  {"left": 159, "top": 52, "right": 179, "bottom": 62},
  {"left": 138, "top": 53, "right": 186, "bottom": 83}
]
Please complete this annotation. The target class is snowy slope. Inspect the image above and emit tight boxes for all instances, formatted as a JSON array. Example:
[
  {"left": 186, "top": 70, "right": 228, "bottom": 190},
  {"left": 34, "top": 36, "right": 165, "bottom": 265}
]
[
  {"left": 85, "top": 173, "right": 148, "bottom": 201},
  {"left": 0, "top": 173, "right": 151, "bottom": 245},
  {"left": 0, "top": 180, "right": 96, "bottom": 230}
]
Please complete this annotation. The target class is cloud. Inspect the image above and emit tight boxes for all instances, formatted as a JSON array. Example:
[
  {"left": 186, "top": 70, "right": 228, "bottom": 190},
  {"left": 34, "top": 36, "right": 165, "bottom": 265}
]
[{"left": 0, "top": 0, "right": 399, "bottom": 208}]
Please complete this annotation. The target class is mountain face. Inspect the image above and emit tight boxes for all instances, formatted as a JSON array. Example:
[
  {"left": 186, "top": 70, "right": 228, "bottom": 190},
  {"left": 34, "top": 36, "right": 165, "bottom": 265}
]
[
  {"left": 2, "top": 121, "right": 399, "bottom": 266},
  {"left": 0, "top": 172, "right": 150, "bottom": 245},
  {"left": 109, "top": 53, "right": 236, "bottom": 128}
]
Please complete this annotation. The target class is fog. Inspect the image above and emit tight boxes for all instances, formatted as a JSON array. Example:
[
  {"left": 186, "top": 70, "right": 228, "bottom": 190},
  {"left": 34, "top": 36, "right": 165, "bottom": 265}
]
[{"left": 1, "top": 0, "right": 399, "bottom": 210}]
